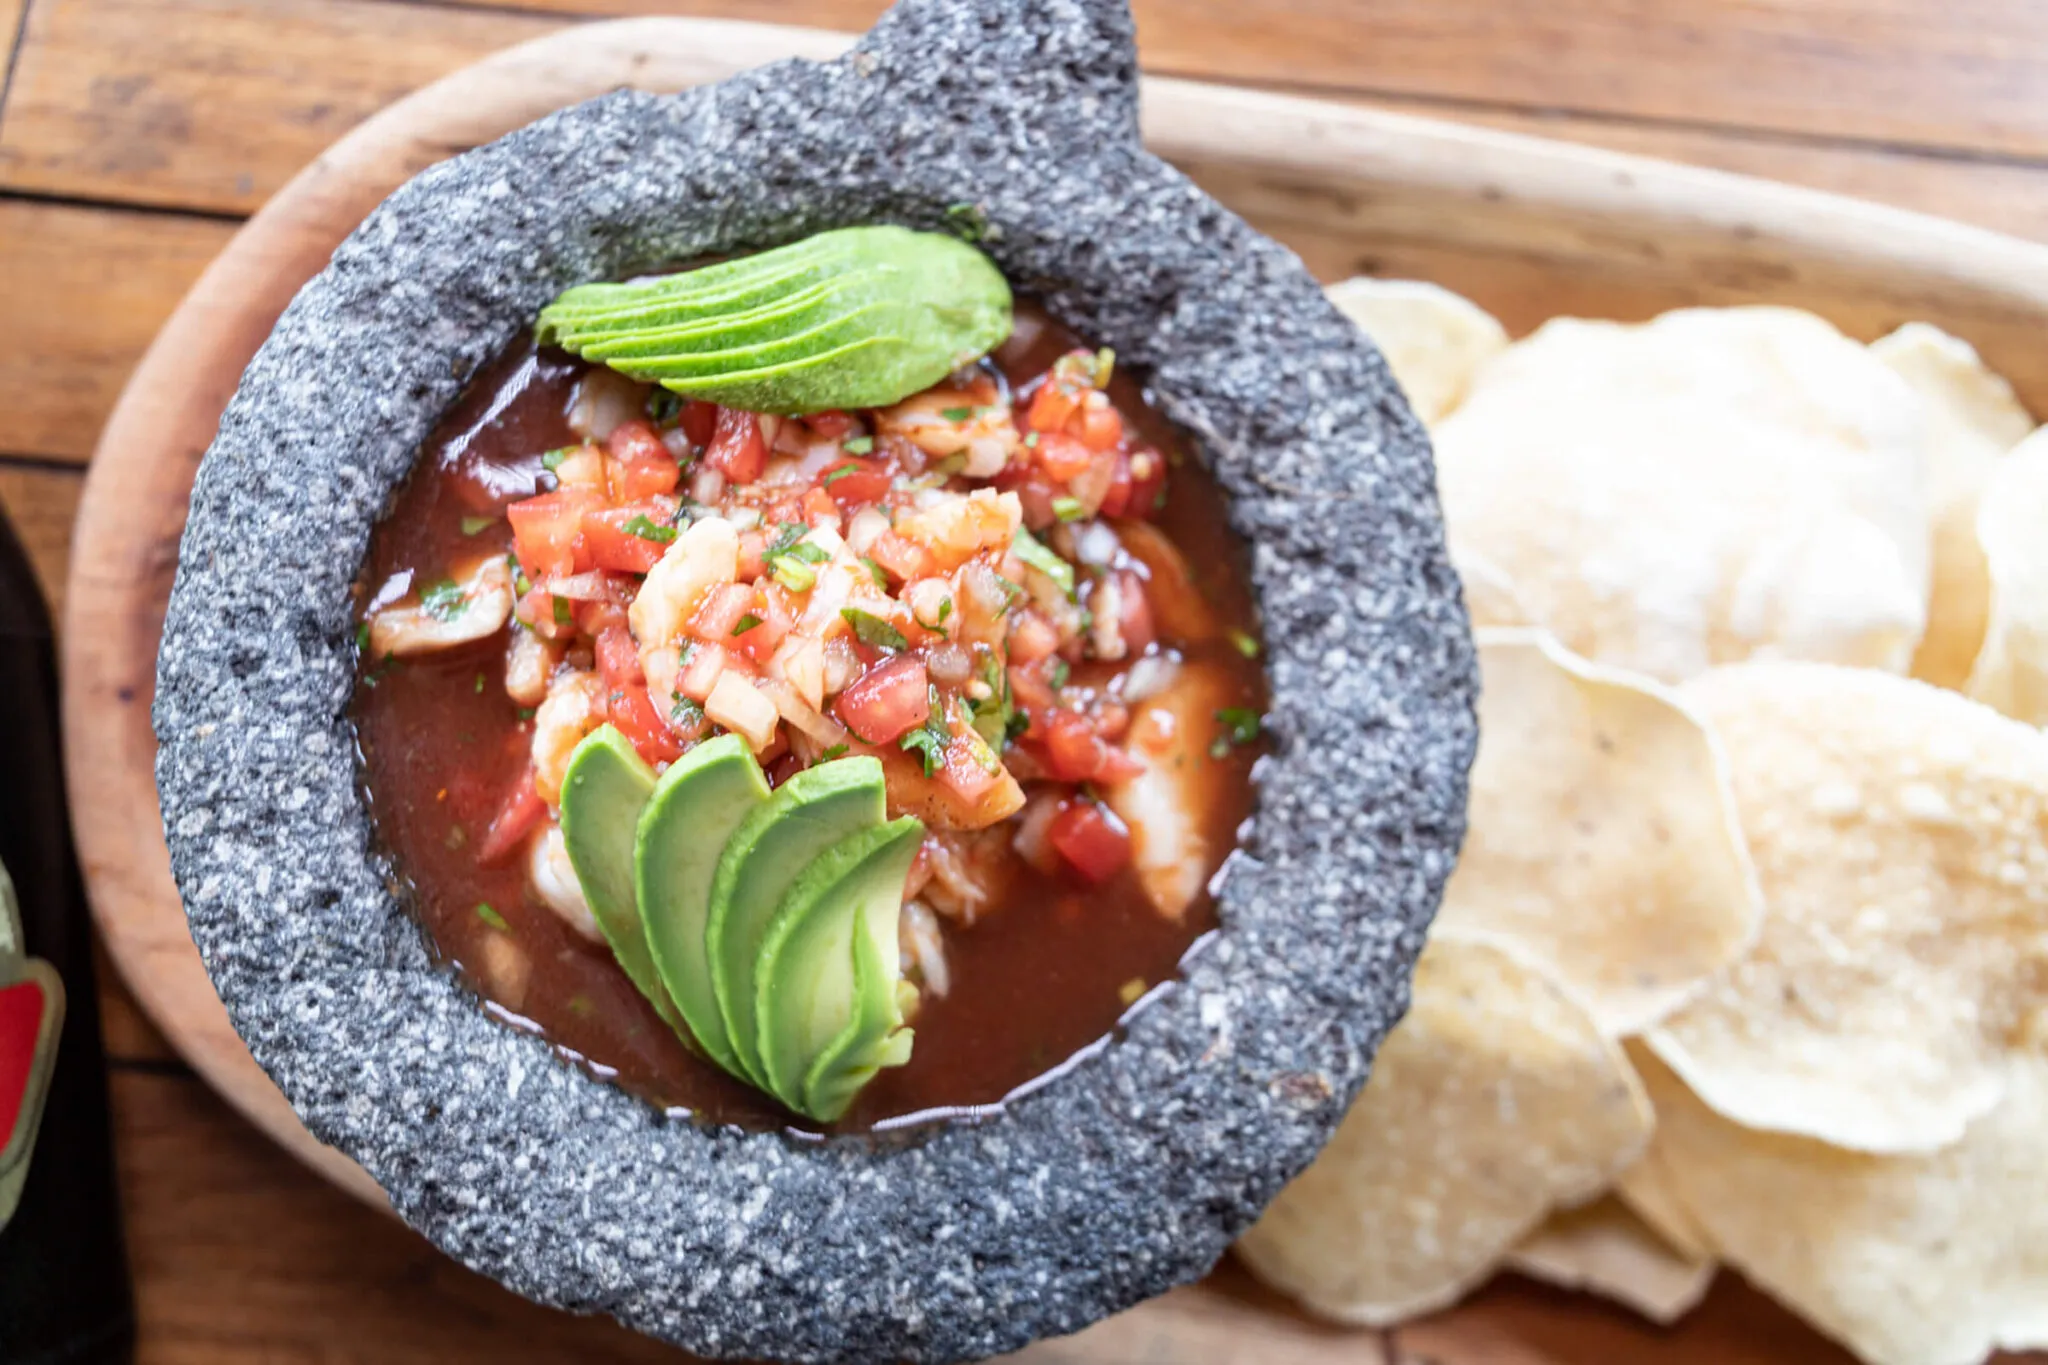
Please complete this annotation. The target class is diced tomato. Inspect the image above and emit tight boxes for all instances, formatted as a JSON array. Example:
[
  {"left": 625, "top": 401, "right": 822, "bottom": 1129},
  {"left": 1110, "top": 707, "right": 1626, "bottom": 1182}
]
[
  {"left": 1111, "top": 568, "right": 1156, "bottom": 656},
  {"left": 801, "top": 486, "right": 842, "bottom": 527},
  {"left": 866, "top": 530, "right": 930, "bottom": 583},
  {"left": 819, "top": 459, "right": 893, "bottom": 506},
  {"left": 806, "top": 410, "right": 858, "bottom": 441},
  {"left": 595, "top": 624, "right": 643, "bottom": 694},
  {"left": 735, "top": 528, "right": 768, "bottom": 582},
  {"left": 1123, "top": 447, "right": 1167, "bottom": 520},
  {"left": 506, "top": 487, "right": 602, "bottom": 580},
  {"left": 609, "top": 684, "right": 683, "bottom": 766},
  {"left": 1094, "top": 745, "right": 1145, "bottom": 784},
  {"left": 1040, "top": 709, "right": 1109, "bottom": 783},
  {"left": 936, "top": 738, "right": 1003, "bottom": 803},
  {"left": 706, "top": 407, "right": 767, "bottom": 484},
  {"left": 477, "top": 770, "right": 546, "bottom": 867},
  {"left": 691, "top": 582, "right": 758, "bottom": 642},
  {"left": 1078, "top": 402, "right": 1124, "bottom": 452},
  {"left": 679, "top": 400, "right": 720, "bottom": 448},
  {"left": 571, "top": 594, "right": 633, "bottom": 636},
  {"left": 734, "top": 583, "right": 795, "bottom": 663},
  {"left": 1034, "top": 431, "right": 1093, "bottom": 481},
  {"left": 1028, "top": 381, "right": 1081, "bottom": 435},
  {"left": 834, "top": 656, "right": 931, "bottom": 744},
  {"left": 516, "top": 585, "right": 574, "bottom": 641},
  {"left": 607, "top": 422, "right": 681, "bottom": 501},
  {"left": 583, "top": 500, "right": 680, "bottom": 575},
  {"left": 1049, "top": 800, "right": 1132, "bottom": 884},
  {"left": 1007, "top": 611, "right": 1060, "bottom": 667}
]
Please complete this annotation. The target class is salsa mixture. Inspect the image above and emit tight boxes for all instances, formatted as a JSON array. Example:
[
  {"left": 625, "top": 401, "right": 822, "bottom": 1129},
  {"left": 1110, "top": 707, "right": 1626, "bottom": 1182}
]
[{"left": 354, "top": 278, "right": 1266, "bottom": 1130}]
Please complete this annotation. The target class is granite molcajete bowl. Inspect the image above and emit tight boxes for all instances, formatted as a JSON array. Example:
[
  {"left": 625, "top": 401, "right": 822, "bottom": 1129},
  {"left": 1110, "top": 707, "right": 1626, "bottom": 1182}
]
[{"left": 151, "top": 0, "right": 1478, "bottom": 1358}]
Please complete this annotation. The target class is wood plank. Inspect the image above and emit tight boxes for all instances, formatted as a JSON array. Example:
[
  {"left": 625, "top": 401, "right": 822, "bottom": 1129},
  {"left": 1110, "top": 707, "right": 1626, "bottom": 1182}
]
[
  {"left": 0, "top": 459, "right": 78, "bottom": 617},
  {"left": 10, "top": 0, "right": 2048, "bottom": 253},
  {"left": 0, "top": 0, "right": 563, "bottom": 216},
  {"left": 111, "top": 1070, "right": 688, "bottom": 1364},
  {"left": 416, "top": 0, "right": 2048, "bottom": 161},
  {"left": 97, "top": 943, "right": 181, "bottom": 1065},
  {"left": 0, "top": 202, "right": 230, "bottom": 464}
]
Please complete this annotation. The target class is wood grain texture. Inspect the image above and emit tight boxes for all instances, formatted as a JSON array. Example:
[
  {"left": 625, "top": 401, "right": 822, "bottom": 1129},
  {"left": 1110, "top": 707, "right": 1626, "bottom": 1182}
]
[
  {"left": 0, "top": 201, "right": 230, "bottom": 464},
  {"left": 0, "top": 0, "right": 563, "bottom": 215},
  {"left": 10, "top": 0, "right": 2048, "bottom": 244},
  {"left": 0, "top": 460, "right": 78, "bottom": 618},
  {"left": 426, "top": 0, "right": 2048, "bottom": 159}
]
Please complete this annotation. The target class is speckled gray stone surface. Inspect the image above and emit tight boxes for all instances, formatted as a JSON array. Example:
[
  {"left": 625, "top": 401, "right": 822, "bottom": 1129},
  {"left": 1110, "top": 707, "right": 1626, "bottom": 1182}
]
[{"left": 152, "top": 1, "right": 1477, "bottom": 1359}]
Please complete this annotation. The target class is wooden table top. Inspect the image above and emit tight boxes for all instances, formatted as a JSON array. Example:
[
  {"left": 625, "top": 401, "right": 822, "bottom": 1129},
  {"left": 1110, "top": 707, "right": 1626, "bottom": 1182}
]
[{"left": 7, "top": 1, "right": 2047, "bottom": 1360}]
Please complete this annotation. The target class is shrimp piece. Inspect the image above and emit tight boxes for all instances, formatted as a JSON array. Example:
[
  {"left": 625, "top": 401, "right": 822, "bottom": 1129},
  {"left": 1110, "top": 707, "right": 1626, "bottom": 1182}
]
[
  {"left": 899, "top": 899, "right": 950, "bottom": 1003},
  {"left": 1101, "top": 662, "right": 1239, "bottom": 920},
  {"left": 876, "top": 386, "right": 1019, "bottom": 478},
  {"left": 629, "top": 515, "right": 739, "bottom": 649},
  {"left": 895, "top": 489, "right": 1023, "bottom": 571},
  {"left": 366, "top": 555, "right": 513, "bottom": 658},
  {"left": 528, "top": 823, "right": 602, "bottom": 943},
  {"left": 504, "top": 626, "right": 562, "bottom": 707},
  {"left": 530, "top": 670, "right": 604, "bottom": 805}
]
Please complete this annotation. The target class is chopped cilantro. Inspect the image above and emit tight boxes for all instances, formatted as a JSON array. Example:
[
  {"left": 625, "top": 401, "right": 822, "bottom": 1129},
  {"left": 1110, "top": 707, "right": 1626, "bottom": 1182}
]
[
  {"left": 1210, "top": 706, "right": 1263, "bottom": 759},
  {"left": 822, "top": 463, "right": 859, "bottom": 486},
  {"left": 517, "top": 706, "right": 535, "bottom": 721},
  {"left": 898, "top": 686, "right": 950, "bottom": 776},
  {"left": 671, "top": 696, "right": 705, "bottom": 726},
  {"left": 623, "top": 514, "right": 677, "bottom": 544},
  {"left": 1023, "top": 432, "right": 1040, "bottom": 449},
  {"left": 819, "top": 743, "right": 849, "bottom": 763},
  {"left": 552, "top": 596, "right": 572, "bottom": 625},
  {"left": 474, "top": 672, "right": 486, "bottom": 694},
  {"left": 859, "top": 555, "right": 889, "bottom": 588},
  {"left": 646, "top": 389, "right": 684, "bottom": 425},
  {"left": 1093, "top": 347, "right": 1116, "bottom": 387},
  {"left": 507, "top": 554, "right": 532, "bottom": 597},
  {"left": 993, "top": 574, "right": 1026, "bottom": 615},
  {"left": 419, "top": 578, "right": 467, "bottom": 621},
  {"left": 770, "top": 555, "right": 818, "bottom": 592},
  {"left": 944, "top": 201, "right": 990, "bottom": 243},
  {"left": 914, "top": 595, "right": 954, "bottom": 632},
  {"left": 940, "top": 406, "right": 974, "bottom": 422},
  {"left": 842, "top": 435, "right": 875, "bottom": 455},
  {"left": 354, "top": 621, "right": 371, "bottom": 652},
  {"left": 1052, "top": 496, "right": 1086, "bottom": 523},
  {"left": 731, "top": 613, "right": 763, "bottom": 637},
  {"left": 1046, "top": 657, "right": 1071, "bottom": 691},
  {"left": 476, "top": 902, "right": 511, "bottom": 932},
  {"left": 540, "top": 446, "right": 575, "bottom": 472},
  {"left": 460, "top": 514, "right": 496, "bottom": 536},
  {"left": 766, "top": 521, "right": 809, "bottom": 557},
  {"left": 841, "top": 608, "right": 909, "bottom": 651},
  {"left": 1229, "top": 629, "right": 1262, "bottom": 659},
  {"left": 1011, "top": 528, "right": 1075, "bottom": 596}
]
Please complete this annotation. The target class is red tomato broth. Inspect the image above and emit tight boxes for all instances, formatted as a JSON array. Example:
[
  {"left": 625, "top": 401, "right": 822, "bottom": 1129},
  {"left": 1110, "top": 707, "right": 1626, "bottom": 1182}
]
[{"left": 351, "top": 300, "right": 1266, "bottom": 1133}]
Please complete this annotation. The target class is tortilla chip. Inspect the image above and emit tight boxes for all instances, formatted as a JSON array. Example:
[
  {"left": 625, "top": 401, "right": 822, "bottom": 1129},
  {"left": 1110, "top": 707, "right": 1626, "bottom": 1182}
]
[
  {"left": 1872, "top": 323, "right": 2034, "bottom": 690},
  {"left": 1235, "top": 931, "right": 1653, "bottom": 1327},
  {"left": 1966, "top": 430, "right": 2048, "bottom": 726},
  {"left": 1652, "top": 662, "right": 2048, "bottom": 1153},
  {"left": 1326, "top": 277, "right": 1508, "bottom": 426},
  {"left": 1635, "top": 1046, "right": 2048, "bottom": 1365},
  {"left": 1435, "top": 307, "right": 1931, "bottom": 682},
  {"left": 1506, "top": 1196, "right": 1716, "bottom": 1325},
  {"left": 1437, "top": 630, "right": 1761, "bottom": 1033},
  {"left": 1452, "top": 541, "right": 1533, "bottom": 628},
  {"left": 1614, "top": 1133, "right": 1715, "bottom": 1263}
]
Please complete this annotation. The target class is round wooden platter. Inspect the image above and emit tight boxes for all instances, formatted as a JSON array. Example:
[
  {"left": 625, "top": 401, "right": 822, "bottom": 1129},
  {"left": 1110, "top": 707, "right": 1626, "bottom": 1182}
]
[{"left": 62, "top": 14, "right": 2048, "bottom": 1364}]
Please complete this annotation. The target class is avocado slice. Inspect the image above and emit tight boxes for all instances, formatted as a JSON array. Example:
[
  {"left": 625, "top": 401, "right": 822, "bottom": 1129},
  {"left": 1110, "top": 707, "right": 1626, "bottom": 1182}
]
[
  {"left": 752, "top": 817, "right": 922, "bottom": 1115},
  {"left": 804, "top": 900, "right": 917, "bottom": 1124},
  {"left": 632, "top": 733, "right": 770, "bottom": 1078},
  {"left": 558, "top": 726, "right": 684, "bottom": 1034},
  {"left": 706, "top": 757, "right": 888, "bottom": 1085}
]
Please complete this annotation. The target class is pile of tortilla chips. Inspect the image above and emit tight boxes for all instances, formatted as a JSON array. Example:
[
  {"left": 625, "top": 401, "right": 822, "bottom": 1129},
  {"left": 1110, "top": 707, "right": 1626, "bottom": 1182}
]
[{"left": 1235, "top": 285, "right": 2048, "bottom": 1365}]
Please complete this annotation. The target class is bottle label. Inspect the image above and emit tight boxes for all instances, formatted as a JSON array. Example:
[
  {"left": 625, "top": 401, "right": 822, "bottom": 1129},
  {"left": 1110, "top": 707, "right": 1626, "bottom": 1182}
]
[{"left": 0, "top": 859, "right": 64, "bottom": 1230}]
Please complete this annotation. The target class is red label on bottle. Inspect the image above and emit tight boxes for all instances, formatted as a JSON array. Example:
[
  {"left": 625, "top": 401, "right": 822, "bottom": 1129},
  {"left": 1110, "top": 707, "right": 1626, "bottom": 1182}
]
[{"left": 0, "top": 976, "right": 48, "bottom": 1151}]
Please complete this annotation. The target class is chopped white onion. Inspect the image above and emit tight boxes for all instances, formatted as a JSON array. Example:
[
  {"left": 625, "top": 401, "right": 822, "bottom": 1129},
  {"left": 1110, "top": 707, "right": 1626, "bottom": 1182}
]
[
  {"left": 900, "top": 899, "right": 951, "bottom": 999},
  {"left": 1116, "top": 650, "right": 1183, "bottom": 704},
  {"left": 565, "top": 368, "right": 644, "bottom": 442},
  {"left": 925, "top": 640, "right": 973, "bottom": 685},
  {"left": 846, "top": 506, "right": 891, "bottom": 554},
  {"left": 1073, "top": 521, "right": 1122, "bottom": 567}
]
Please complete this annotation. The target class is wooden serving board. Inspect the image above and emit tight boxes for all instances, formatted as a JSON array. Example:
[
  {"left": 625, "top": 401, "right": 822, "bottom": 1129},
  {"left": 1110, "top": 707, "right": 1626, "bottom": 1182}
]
[{"left": 61, "top": 16, "right": 2048, "bottom": 1364}]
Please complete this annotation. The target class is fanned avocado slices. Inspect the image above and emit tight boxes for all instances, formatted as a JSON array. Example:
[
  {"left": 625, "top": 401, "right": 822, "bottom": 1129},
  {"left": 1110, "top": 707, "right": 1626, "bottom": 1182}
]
[
  {"left": 754, "top": 818, "right": 922, "bottom": 1117},
  {"left": 705, "top": 758, "right": 888, "bottom": 1086},
  {"left": 557, "top": 727, "right": 688, "bottom": 1037},
  {"left": 536, "top": 225, "right": 1011, "bottom": 415},
  {"left": 633, "top": 734, "right": 770, "bottom": 1078}
]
